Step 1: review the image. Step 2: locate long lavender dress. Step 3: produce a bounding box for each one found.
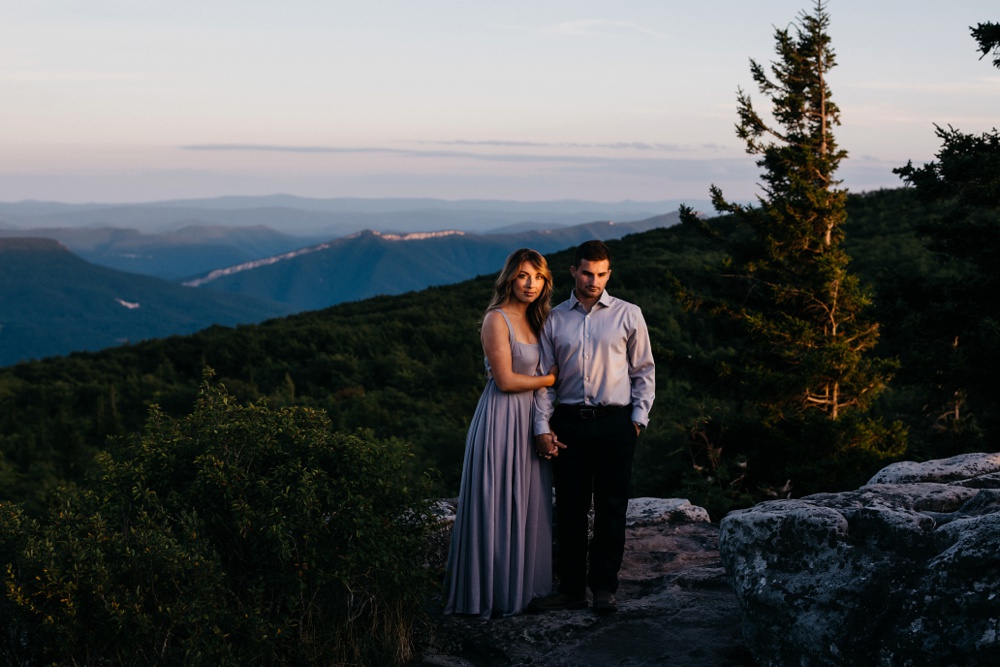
[444,310,553,618]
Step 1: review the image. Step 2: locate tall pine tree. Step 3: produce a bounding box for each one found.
[677,1,902,501]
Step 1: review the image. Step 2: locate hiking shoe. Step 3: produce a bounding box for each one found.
[527,591,588,612]
[592,590,618,614]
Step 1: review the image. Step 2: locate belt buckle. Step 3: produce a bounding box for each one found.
[580,408,597,419]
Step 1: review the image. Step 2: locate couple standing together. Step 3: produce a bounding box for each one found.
[444,240,655,618]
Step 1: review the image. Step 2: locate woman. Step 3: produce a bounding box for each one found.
[444,248,558,618]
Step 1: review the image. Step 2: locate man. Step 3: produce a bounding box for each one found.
[530,240,655,614]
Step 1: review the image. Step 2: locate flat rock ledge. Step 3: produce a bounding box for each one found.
[413,497,753,667]
[720,452,1000,667]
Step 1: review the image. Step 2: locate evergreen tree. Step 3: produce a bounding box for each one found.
[893,21,1000,447]
[676,1,903,504]
[972,21,1000,67]
[682,0,893,424]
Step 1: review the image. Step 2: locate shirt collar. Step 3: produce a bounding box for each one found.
[569,288,612,310]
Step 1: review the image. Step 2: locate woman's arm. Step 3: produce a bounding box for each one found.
[482,311,556,393]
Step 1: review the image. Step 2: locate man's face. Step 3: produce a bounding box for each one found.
[570,258,611,301]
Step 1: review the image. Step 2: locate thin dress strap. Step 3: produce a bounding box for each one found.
[484,308,516,381]
[492,308,517,347]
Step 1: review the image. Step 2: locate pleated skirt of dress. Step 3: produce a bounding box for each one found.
[444,379,553,618]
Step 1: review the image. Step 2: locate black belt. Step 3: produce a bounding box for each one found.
[556,404,629,420]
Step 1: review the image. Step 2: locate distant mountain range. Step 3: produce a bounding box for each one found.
[185,214,680,311]
[0,195,703,236]
[0,195,700,280]
[0,224,325,280]
[0,195,683,365]
[0,238,292,366]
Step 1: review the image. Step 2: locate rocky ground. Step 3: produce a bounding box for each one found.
[411,501,755,667]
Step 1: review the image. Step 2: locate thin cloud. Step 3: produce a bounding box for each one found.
[181,143,735,163]
[181,143,615,163]
[417,140,730,152]
[422,140,550,148]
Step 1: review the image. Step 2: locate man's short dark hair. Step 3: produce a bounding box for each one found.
[573,240,612,268]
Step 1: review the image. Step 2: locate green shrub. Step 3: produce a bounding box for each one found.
[0,376,436,666]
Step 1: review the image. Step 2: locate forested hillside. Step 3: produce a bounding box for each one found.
[0,188,983,514]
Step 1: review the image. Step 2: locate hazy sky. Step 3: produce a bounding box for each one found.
[1,0,997,205]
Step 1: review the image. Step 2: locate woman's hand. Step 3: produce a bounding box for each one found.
[543,364,559,387]
[534,432,565,459]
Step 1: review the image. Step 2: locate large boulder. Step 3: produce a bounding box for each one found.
[720,452,1000,666]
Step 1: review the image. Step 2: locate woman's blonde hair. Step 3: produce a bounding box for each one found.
[484,248,553,334]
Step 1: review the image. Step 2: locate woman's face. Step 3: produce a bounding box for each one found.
[510,260,547,304]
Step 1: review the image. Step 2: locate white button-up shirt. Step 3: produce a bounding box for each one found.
[533,289,655,435]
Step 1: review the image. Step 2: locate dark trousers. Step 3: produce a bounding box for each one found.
[550,405,637,595]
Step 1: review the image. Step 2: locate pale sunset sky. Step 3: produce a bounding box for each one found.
[1,0,997,205]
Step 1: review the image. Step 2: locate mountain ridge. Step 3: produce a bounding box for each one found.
[0,238,292,365]
[0,224,321,279]
[0,212,678,363]
[185,214,680,310]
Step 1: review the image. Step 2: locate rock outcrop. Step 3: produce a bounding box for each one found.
[720,452,1000,667]
[415,497,752,666]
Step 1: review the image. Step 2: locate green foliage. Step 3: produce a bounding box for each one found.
[670,382,907,520]
[0,187,973,521]
[0,188,963,522]
[684,0,891,424]
[889,23,1000,456]
[0,281,492,510]
[0,376,435,666]
[677,411,757,522]
[672,2,904,515]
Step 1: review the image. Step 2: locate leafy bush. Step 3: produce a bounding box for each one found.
[0,376,436,666]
